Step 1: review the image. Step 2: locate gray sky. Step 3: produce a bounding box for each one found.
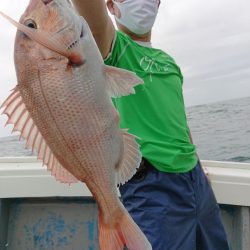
[0,0,250,137]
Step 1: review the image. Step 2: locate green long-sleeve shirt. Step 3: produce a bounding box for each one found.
[105,31,197,173]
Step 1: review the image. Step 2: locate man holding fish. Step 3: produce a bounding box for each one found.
[0,0,229,249]
[72,0,229,249]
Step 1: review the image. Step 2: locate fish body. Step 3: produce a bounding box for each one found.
[0,0,152,249]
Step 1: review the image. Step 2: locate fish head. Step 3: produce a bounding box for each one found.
[2,0,92,67]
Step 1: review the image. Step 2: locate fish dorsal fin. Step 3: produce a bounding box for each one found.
[116,129,142,186]
[1,88,78,184]
[104,65,143,97]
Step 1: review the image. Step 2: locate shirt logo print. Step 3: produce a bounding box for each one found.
[140,56,170,82]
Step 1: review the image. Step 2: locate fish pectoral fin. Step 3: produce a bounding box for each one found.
[1,87,78,185]
[104,65,143,97]
[115,129,142,186]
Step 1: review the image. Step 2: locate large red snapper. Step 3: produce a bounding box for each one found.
[0,0,152,249]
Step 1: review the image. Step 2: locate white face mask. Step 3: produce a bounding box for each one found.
[113,0,159,35]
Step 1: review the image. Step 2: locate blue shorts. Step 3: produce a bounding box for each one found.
[120,160,229,250]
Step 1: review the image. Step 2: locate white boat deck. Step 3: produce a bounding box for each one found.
[0,157,250,206]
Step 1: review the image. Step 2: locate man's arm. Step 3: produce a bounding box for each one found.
[72,0,115,58]
[189,129,210,179]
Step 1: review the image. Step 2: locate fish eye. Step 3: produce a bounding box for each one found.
[24,19,37,29]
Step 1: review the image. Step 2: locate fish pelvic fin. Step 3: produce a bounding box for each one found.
[104,65,143,97]
[116,129,142,186]
[99,206,152,250]
[1,87,78,185]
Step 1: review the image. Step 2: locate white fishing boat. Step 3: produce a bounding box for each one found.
[0,157,249,249]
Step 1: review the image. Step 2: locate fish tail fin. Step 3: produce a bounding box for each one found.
[99,207,152,250]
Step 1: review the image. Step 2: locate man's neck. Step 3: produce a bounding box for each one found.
[135,40,152,48]
[128,32,152,42]
[118,24,152,42]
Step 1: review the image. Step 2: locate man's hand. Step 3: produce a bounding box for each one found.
[188,128,211,182]
[199,160,211,182]
[72,0,115,58]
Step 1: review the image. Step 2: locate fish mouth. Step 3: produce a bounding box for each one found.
[68,53,86,67]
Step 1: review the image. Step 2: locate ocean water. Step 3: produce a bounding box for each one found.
[0,96,249,163]
[187,96,250,163]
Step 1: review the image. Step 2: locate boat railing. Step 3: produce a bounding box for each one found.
[0,157,249,249]
[0,157,249,205]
